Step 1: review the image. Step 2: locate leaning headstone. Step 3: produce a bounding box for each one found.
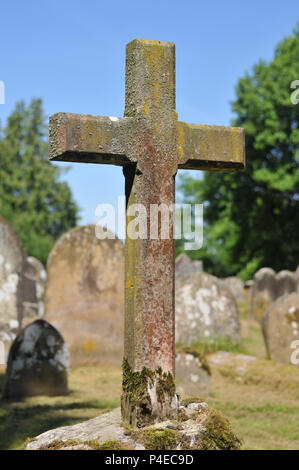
[262,292,299,364]
[176,271,241,345]
[250,267,276,319]
[176,349,211,397]
[45,225,124,365]
[220,277,244,302]
[275,270,297,299]
[175,253,203,279]
[4,319,69,397]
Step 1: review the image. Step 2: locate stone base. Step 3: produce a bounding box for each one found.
[24,401,242,450]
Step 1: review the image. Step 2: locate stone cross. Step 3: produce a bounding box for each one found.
[49,39,245,427]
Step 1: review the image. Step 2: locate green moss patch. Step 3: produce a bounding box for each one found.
[130,428,178,450]
[200,408,242,450]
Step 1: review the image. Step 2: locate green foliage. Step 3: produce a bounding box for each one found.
[0,98,79,264]
[177,24,299,280]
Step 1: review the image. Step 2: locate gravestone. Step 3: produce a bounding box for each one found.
[45,225,124,365]
[175,253,203,279]
[262,292,299,364]
[220,276,244,302]
[49,38,245,426]
[0,218,43,362]
[275,270,297,299]
[22,257,47,325]
[250,267,276,319]
[0,216,25,340]
[4,319,69,397]
[251,268,298,319]
[176,272,241,345]
[176,350,210,397]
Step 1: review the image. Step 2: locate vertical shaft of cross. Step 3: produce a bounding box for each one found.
[122,40,178,426]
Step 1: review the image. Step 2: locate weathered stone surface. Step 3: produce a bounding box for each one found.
[4,319,69,397]
[176,272,241,345]
[175,351,210,397]
[220,276,244,302]
[262,293,299,364]
[251,268,298,319]
[25,402,241,450]
[250,267,277,319]
[275,270,297,299]
[22,257,47,325]
[45,225,124,365]
[175,253,203,279]
[0,217,40,362]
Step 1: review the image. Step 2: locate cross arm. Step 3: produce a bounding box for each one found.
[49,113,134,166]
[176,121,245,172]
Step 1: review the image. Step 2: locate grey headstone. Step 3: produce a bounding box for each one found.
[220,277,244,302]
[175,253,203,279]
[175,271,241,345]
[4,319,69,398]
[262,292,299,364]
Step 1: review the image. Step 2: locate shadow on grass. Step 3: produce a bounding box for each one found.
[0,371,118,450]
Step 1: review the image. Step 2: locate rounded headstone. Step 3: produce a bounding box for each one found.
[275,270,297,299]
[175,271,241,345]
[250,267,276,319]
[4,319,69,397]
[45,225,124,365]
[262,292,299,364]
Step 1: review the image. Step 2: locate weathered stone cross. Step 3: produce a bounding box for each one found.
[49,39,245,427]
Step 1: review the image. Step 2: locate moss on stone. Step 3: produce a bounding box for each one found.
[180,396,207,407]
[29,438,134,451]
[121,358,176,427]
[131,428,178,450]
[97,440,134,450]
[200,408,242,450]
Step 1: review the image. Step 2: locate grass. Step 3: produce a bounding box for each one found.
[0,365,121,450]
[0,300,298,450]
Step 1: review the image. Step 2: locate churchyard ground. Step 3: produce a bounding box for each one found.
[0,299,298,450]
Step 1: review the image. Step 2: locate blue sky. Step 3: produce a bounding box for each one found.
[0,0,298,233]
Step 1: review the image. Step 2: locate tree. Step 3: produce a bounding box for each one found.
[0,98,79,264]
[177,24,299,280]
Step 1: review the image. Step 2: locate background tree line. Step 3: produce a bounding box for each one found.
[177,24,299,280]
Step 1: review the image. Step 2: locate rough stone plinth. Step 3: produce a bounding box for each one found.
[24,402,241,450]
